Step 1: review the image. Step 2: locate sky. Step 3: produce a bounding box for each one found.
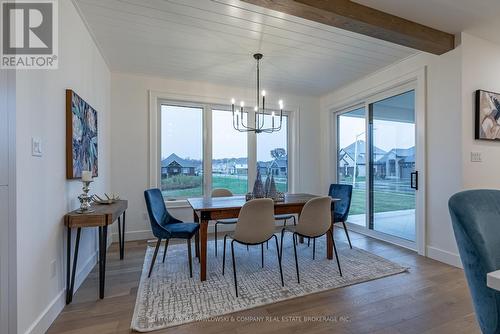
[161,106,287,161]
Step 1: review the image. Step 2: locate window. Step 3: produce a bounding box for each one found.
[257,114,288,192]
[337,107,366,226]
[160,105,203,199]
[212,109,248,194]
[158,102,292,199]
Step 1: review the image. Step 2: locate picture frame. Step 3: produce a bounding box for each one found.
[475,89,500,141]
[66,89,98,179]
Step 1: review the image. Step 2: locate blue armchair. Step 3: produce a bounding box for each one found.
[328,184,353,249]
[144,188,200,278]
[449,189,500,334]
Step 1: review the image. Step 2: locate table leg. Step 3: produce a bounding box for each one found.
[200,219,208,281]
[122,211,126,259]
[118,216,123,260]
[193,211,199,259]
[98,226,108,299]
[66,227,81,304]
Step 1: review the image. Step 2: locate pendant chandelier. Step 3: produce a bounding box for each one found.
[231,53,283,133]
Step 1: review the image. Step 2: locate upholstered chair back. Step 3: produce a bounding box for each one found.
[449,189,500,334]
[211,188,233,197]
[234,198,275,244]
[296,196,332,237]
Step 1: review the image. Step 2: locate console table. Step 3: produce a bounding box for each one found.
[64,200,127,304]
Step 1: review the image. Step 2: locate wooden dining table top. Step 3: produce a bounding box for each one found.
[187,193,339,212]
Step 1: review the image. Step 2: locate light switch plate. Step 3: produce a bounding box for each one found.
[31,137,42,157]
[471,152,482,162]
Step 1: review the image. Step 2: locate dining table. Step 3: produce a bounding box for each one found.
[187,193,339,281]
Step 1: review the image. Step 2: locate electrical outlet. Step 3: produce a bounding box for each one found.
[471,152,482,162]
[50,259,56,278]
[31,137,42,157]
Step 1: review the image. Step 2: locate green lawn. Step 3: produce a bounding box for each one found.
[162,175,287,199]
[350,188,415,215]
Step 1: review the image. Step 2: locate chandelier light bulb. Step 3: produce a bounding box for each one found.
[279,100,284,108]
[240,101,245,107]
[272,111,275,117]
[254,106,258,111]
[261,90,266,97]
[231,98,235,104]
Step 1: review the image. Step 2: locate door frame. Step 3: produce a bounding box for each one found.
[329,68,426,255]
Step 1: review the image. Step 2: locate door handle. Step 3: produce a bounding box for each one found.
[411,171,418,190]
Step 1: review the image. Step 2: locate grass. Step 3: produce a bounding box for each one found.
[349,188,415,215]
[162,175,287,199]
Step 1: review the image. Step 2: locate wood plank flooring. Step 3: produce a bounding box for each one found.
[47,229,480,333]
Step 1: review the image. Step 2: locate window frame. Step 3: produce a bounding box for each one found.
[151,95,294,204]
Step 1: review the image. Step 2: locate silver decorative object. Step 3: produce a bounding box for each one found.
[264,172,271,197]
[268,174,277,199]
[252,169,265,198]
[77,181,95,213]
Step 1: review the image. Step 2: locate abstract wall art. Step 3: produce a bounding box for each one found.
[66,89,98,179]
[475,89,500,141]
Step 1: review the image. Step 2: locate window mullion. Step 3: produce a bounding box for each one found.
[203,105,213,196]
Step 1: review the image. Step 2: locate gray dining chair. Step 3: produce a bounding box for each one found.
[212,188,238,257]
[280,196,342,283]
[222,198,284,297]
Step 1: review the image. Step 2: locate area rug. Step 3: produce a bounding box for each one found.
[131,236,408,332]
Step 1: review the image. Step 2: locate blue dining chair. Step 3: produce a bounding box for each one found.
[328,184,353,249]
[449,189,500,334]
[144,188,200,278]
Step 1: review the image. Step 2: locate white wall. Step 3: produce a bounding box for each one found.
[110,72,321,241]
[320,49,464,267]
[461,33,500,190]
[14,1,111,333]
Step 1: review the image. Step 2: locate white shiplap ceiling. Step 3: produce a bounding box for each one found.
[75,0,419,96]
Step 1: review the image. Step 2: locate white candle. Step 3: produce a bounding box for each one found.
[81,170,93,182]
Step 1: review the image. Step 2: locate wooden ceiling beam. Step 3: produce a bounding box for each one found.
[239,0,455,55]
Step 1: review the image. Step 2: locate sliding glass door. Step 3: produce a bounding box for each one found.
[337,89,417,245]
[369,91,416,241]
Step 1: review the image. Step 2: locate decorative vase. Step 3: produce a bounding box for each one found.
[268,174,277,199]
[264,172,271,197]
[252,169,265,198]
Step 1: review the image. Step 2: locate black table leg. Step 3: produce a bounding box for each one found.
[66,227,81,304]
[118,216,123,260]
[121,211,126,259]
[98,226,108,299]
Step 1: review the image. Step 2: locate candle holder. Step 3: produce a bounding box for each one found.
[77,180,95,213]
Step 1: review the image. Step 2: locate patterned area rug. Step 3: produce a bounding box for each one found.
[131,236,407,332]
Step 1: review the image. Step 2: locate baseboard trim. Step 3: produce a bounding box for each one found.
[111,224,241,243]
[426,246,462,268]
[24,251,97,334]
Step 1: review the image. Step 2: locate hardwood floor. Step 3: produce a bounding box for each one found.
[47,228,480,334]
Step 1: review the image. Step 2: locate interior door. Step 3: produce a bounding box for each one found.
[369,90,416,241]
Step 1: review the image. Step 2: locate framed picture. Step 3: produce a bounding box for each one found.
[66,89,98,179]
[475,89,500,141]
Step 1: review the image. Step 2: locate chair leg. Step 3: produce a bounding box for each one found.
[293,233,300,283]
[246,245,249,251]
[261,243,264,268]
[307,237,310,247]
[187,238,193,278]
[195,231,200,262]
[280,228,285,261]
[342,221,353,249]
[162,238,169,263]
[148,238,161,278]
[274,235,284,287]
[312,237,316,260]
[214,222,218,257]
[222,235,228,275]
[292,216,296,226]
[231,240,238,297]
[330,229,343,276]
[266,240,269,250]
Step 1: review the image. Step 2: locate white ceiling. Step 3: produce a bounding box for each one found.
[74,0,418,96]
[353,0,500,45]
